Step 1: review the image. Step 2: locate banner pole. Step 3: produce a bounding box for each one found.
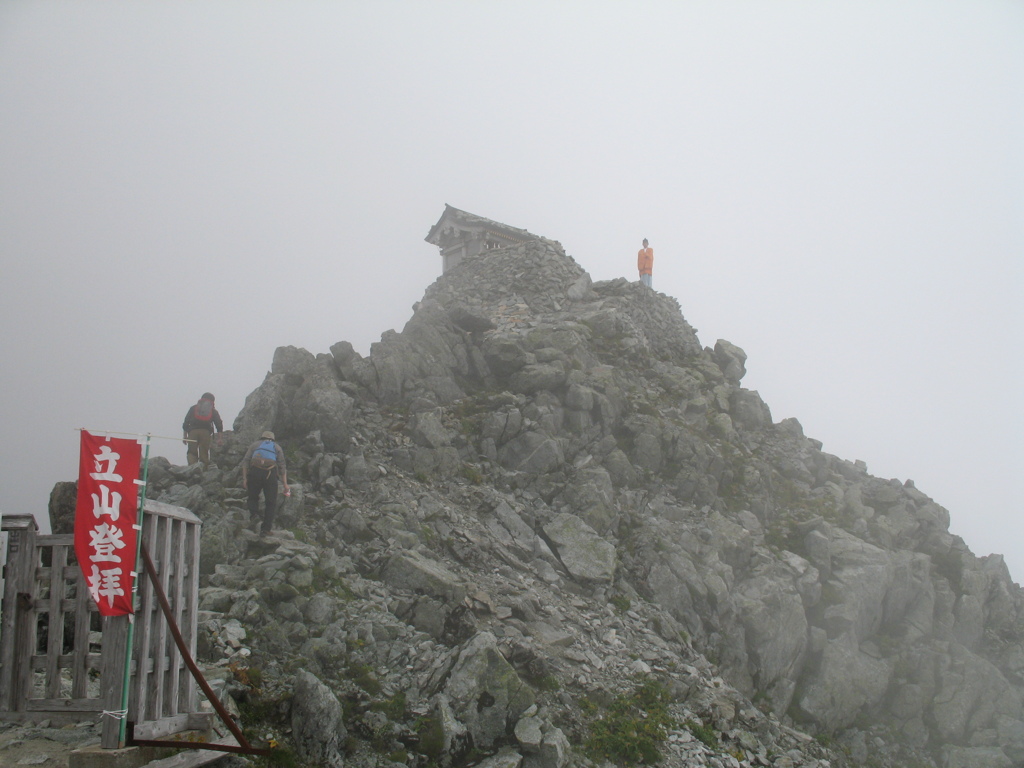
[118,434,152,747]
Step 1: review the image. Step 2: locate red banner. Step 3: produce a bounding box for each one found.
[74,431,142,616]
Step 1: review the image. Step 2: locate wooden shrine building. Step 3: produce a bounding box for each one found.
[425,204,538,273]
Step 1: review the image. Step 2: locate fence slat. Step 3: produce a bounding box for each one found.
[130,521,155,724]
[44,544,68,699]
[183,521,200,714]
[0,516,38,712]
[72,577,94,698]
[26,698,105,712]
[166,519,184,717]
[14,525,39,710]
[151,515,173,721]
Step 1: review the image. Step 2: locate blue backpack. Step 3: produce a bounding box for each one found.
[250,440,277,470]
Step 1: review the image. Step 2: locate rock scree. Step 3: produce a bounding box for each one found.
[38,237,1024,768]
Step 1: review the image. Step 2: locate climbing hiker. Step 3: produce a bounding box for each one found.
[241,431,289,536]
[182,392,224,466]
[637,238,654,289]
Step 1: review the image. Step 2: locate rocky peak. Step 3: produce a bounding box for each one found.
[137,238,1024,768]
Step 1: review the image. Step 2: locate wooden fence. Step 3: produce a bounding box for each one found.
[0,500,203,748]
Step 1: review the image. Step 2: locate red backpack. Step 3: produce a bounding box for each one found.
[194,398,215,422]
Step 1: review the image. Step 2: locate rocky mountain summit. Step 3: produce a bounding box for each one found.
[141,238,1023,768]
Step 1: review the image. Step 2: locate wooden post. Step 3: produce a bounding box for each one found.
[0,515,39,714]
[99,613,129,748]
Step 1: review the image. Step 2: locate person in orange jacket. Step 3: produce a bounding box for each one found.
[637,238,654,288]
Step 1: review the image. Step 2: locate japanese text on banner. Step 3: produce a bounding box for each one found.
[74,431,142,616]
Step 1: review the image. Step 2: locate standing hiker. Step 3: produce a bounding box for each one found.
[241,431,289,535]
[182,392,224,466]
[637,238,654,289]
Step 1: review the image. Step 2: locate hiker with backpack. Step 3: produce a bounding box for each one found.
[182,392,224,466]
[241,431,289,536]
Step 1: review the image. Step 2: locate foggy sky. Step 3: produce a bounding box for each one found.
[1,2,1022,578]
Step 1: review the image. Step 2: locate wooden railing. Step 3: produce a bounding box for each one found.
[0,500,202,748]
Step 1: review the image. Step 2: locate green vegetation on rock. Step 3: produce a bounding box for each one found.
[583,679,676,766]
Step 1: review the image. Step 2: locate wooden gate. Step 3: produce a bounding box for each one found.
[0,500,203,747]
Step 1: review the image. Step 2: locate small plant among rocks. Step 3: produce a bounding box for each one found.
[370,691,407,720]
[528,673,561,692]
[609,594,632,613]
[347,662,382,695]
[584,679,676,766]
[685,718,718,749]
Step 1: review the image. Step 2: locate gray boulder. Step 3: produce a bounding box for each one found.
[498,432,565,475]
[410,410,453,448]
[713,339,747,383]
[291,669,345,768]
[930,643,1020,743]
[940,745,1013,768]
[431,694,471,767]
[448,305,497,334]
[483,338,534,378]
[733,572,808,700]
[443,632,535,750]
[291,360,355,452]
[381,550,467,604]
[48,480,78,534]
[566,273,595,302]
[344,453,377,489]
[542,513,616,584]
[535,727,570,768]
[796,634,892,731]
[730,388,772,431]
[476,749,524,768]
[231,347,354,451]
[514,716,543,753]
[509,362,568,394]
[559,466,616,533]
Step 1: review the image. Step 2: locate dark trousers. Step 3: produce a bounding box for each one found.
[247,468,278,533]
